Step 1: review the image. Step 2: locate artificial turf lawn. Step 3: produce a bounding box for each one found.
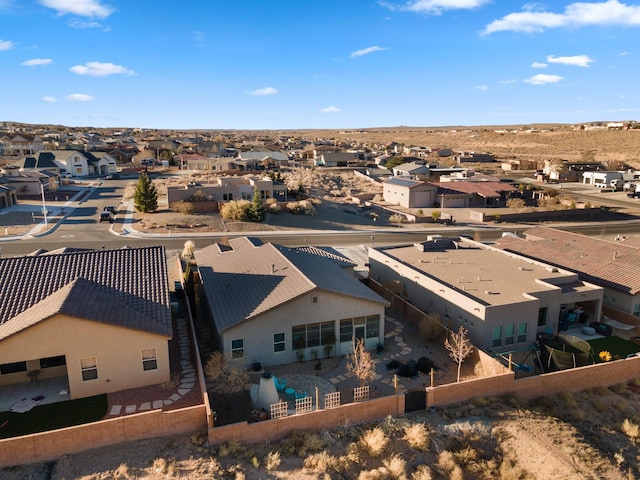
[0,394,107,439]
[588,336,640,362]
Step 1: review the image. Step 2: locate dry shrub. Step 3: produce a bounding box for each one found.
[419,315,446,342]
[171,200,196,214]
[217,439,249,459]
[265,451,281,471]
[152,457,176,476]
[558,391,578,410]
[303,450,338,473]
[610,383,628,394]
[114,463,129,479]
[267,202,281,213]
[389,213,405,224]
[382,453,407,479]
[280,430,325,457]
[498,457,527,480]
[403,423,430,451]
[436,450,459,475]
[380,415,410,436]
[411,464,433,480]
[360,427,389,458]
[622,419,640,442]
[220,199,250,220]
[591,397,609,413]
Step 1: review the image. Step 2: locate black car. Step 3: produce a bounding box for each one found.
[99,211,114,223]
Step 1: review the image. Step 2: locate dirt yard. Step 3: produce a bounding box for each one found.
[5,381,640,479]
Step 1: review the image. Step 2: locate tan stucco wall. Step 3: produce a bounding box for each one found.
[0,315,170,399]
[221,290,386,368]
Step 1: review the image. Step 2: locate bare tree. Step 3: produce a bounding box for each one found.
[346,338,376,387]
[181,240,196,260]
[444,326,474,382]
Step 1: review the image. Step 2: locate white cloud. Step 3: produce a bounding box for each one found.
[620,51,632,56]
[41,96,57,103]
[68,18,106,29]
[500,79,518,84]
[320,106,341,113]
[393,0,491,15]
[532,62,547,68]
[0,39,14,51]
[350,46,386,58]
[39,0,113,18]
[21,58,53,66]
[484,0,640,34]
[70,61,135,76]
[474,85,488,91]
[65,93,94,101]
[524,74,563,85]
[547,54,594,67]
[248,87,278,96]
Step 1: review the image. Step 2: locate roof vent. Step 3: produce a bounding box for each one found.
[485,290,499,295]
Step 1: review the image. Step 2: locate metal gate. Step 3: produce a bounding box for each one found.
[405,388,427,413]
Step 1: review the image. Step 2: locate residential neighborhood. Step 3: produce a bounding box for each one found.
[2,121,640,478]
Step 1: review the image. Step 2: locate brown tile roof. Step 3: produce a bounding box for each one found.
[495,226,640,295]
[432,181,517,198]
[0,246,171,337]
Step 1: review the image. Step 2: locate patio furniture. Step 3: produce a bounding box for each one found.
[274,376,286,392]
[27,370,41,385]
[294,390,307,400]
[285,387,296,400]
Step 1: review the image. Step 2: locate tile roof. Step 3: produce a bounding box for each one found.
[0,246,171,337]
[432,181,517,198]
[385,177,425,188]
[194,237,388,333]
[495,226,640,295]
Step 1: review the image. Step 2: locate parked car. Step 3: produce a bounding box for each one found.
[99,211,114,223]
[105,173,120,180]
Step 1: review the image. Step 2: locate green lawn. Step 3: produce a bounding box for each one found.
[588,336,640,362]
[0,394,107,439]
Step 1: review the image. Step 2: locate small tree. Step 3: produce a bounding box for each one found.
[181,240,196,260]
[247,188,266,222]
[444,326,474,382]
[204,351,249,407]
[431,210,442,223]
[346,338,376,387]
[133,172,158,213]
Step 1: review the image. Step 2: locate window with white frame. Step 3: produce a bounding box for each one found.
[365,315,380,338]
[292,321,335,349]
[273,333,285,353]
[80,357,98,381]
[231,339,244,358]
[142,348,158,371]
[339,318,352,343]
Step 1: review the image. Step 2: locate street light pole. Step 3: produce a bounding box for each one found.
[40,180,48,229]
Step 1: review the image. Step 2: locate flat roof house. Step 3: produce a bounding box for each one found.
[368,239,603,353]
[194,237,389,367]
[0,246,172,400]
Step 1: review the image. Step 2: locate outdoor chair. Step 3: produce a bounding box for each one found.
[273,376,286,392]
[294,390,307,400]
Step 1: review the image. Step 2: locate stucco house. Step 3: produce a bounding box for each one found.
[495,227,640,321]
[0,246,172,400]
[369,238,603,353]
[383,177,438,208]
[194,237,389,367]
[166,175,287,206]
[391,161,432,180]
[13,150,117,177]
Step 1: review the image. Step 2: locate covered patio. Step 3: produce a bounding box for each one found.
[0,376,70,413]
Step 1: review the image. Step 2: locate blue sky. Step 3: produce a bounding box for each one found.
[1,0,639,129]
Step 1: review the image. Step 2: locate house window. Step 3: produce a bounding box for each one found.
[492,326,502,348]
[231,339,244,358]
[223,193,233,201]
[39,355,66,369]
[517,322,527,343]
[80,357,98,381]
[340,319,353,343]
[307,323,321,347]
[634,304,640,317]
[504,324,515,345]
[292,325,306,350]
[142,348,158,371]
[274,333,285,353]
[0,361,27,375]
[366,315,380,338]
[537,307,547,327]
[312,296,318,304]
[320,321,335,345]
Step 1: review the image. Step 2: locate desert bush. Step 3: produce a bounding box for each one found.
[171,200,196,214]
[558,391,578,410]
[280,430,324,457]
[416,356,436,373]
[220,199,250,220]
[380,415,409,436]
[436,450,460,476]
[411,465,433,480]
[506,198,525,210]
[359,427,389,458]
[267,202,281,213]
[382,453,407,479]
[114,463,130,479]
[217,439,249,459]
[419,314,446,341]
[264,451,281,471]
[499,457,527,480]
[152,457,177,476]
[303,450,337,473]
[622,419,640,442]
[403,423,430,451]
[389,213,406,224]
